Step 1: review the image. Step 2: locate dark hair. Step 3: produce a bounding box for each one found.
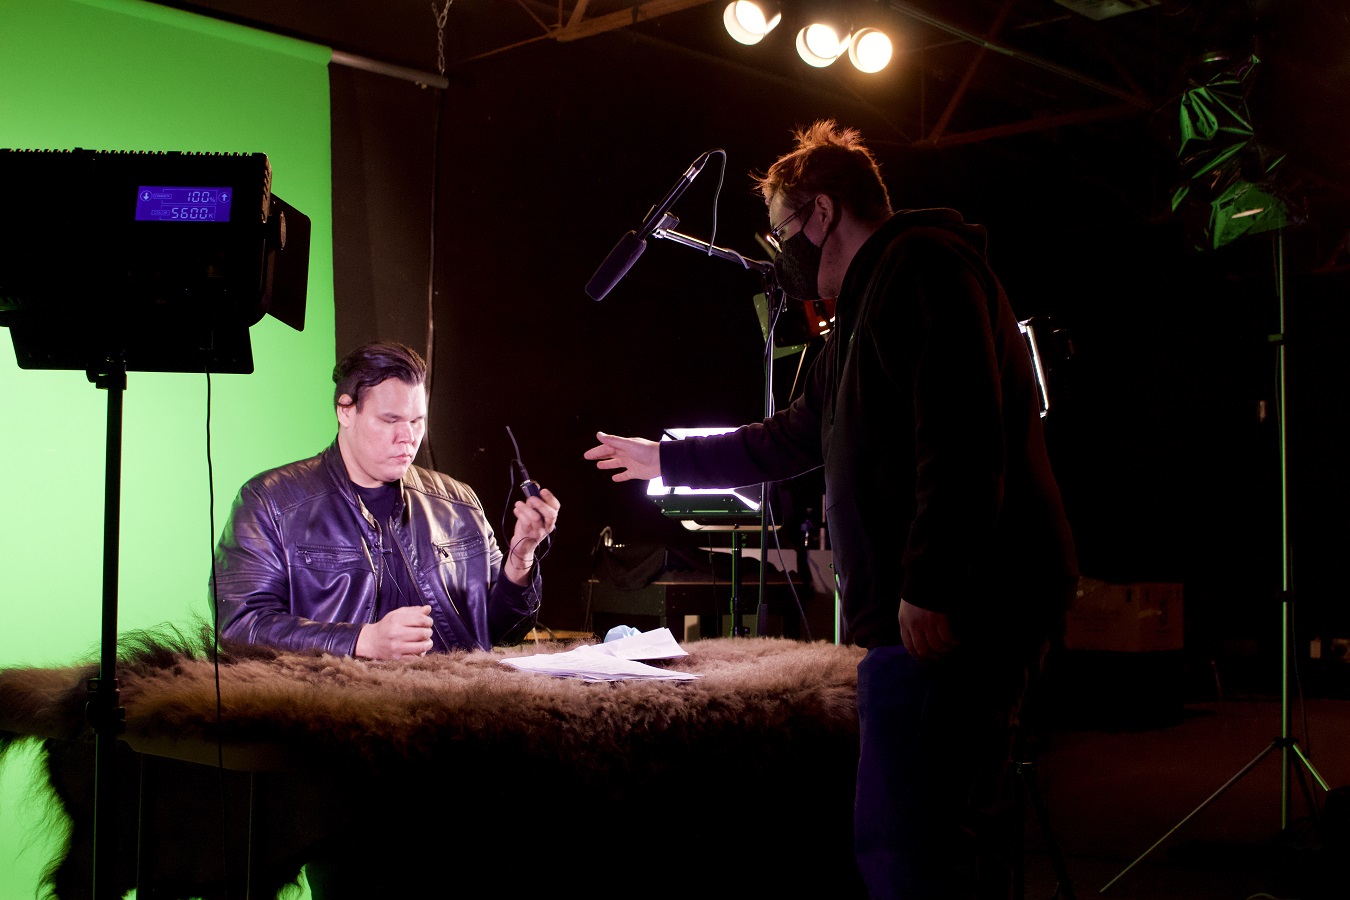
[332,341,426,410]
[753,120,891,223]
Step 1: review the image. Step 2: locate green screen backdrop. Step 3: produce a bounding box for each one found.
[0,0,333,895]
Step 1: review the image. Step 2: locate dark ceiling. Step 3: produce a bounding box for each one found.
[159,0,1350,207]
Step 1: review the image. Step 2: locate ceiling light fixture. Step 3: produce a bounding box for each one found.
[847,27,892,73]
[796,23,847,67]
[723,1,781,46]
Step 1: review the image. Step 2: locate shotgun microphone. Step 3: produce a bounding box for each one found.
[584,230,645,302]
[585,150,712,301]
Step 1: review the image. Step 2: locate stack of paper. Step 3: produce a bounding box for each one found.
[501,628,700,682]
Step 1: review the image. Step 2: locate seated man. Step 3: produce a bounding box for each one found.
[212,340,559,659]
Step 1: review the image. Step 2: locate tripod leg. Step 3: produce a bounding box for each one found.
[1288,741,1331,826]
[1018,761,1077,900]
[1013,761,1026,900]
[1290,742,1330,793]
[1101,740,1280,894]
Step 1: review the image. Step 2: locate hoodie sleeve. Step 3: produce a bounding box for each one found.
[659,346,829,488]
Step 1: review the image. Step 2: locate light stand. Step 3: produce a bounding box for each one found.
[0,148,310,900]
[650,215,785,637]
[88,360,128,900]
[1101,228,1330,893]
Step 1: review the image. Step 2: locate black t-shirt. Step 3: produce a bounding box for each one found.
[353,482,422,620]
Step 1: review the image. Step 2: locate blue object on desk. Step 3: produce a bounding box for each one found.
[604,624,641,642]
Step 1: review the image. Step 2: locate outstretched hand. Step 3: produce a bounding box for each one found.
[582,431,661,482]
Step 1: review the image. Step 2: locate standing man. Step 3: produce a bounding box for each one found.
[585,121,1075,897]
[214,340,559,658]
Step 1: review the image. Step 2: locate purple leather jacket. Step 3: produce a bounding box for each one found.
[212,441,540,654]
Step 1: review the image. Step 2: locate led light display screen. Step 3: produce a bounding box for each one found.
[135,184,233,221]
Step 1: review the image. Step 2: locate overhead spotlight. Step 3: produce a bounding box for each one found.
[796,23,846,67]
[847,27,892,73]
[723,1,781,45]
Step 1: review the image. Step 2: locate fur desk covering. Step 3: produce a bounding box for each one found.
[0,636,867,899]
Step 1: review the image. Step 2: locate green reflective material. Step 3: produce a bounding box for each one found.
[1206,179,1288,248]
[1171,55,1290,250]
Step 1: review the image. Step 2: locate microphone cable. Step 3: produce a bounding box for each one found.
[204,365,236,896]
[704,149,728,257]
[497,427,552,582]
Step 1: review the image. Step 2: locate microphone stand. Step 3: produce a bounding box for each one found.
[650,216,785,637]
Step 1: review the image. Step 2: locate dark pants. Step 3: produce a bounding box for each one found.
[854,642,1040,899]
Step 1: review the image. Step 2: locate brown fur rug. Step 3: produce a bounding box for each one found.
[1,634,866,899]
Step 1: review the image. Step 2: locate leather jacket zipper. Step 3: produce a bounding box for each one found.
[366,528,383,624]
[394,529,455,647]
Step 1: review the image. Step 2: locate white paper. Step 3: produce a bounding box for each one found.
[501,628,699,682]
[581,627,688,661]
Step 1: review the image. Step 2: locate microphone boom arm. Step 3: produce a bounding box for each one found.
[651,214,774,276]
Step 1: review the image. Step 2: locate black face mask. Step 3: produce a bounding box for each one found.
[774,226,823,301]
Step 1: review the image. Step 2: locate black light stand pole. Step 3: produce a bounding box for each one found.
[88,358,129,900]
[1101,228,1330,893]
[1269,227,1329,826]
[730,530,747,637]
[650,218,780,638]
[754,280,788,638]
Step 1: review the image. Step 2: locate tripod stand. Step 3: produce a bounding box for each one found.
[1102,229,1331,893]
[1012,753,1077,900]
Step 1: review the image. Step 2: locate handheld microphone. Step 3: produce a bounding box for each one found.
[585,150,713,301]
[505,426,541,499]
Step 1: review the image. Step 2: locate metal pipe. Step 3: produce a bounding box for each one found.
[882,0,1151,109]
[329,50,449,90]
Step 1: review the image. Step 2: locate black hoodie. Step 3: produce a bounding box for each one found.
[661,209,1077,649]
